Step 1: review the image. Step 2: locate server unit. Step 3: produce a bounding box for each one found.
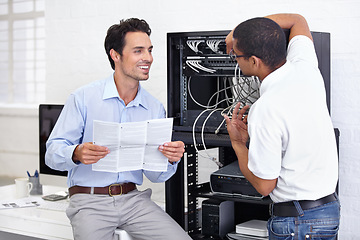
[210,161,262,199]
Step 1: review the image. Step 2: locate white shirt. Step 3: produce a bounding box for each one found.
[247,36,338,203]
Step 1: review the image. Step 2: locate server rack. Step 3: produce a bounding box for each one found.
[165,30,333,239]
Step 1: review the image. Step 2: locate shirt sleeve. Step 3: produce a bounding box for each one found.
[247,123,283,180]
[287,35,318,68]
[143,162,179,183]
[45,93,85,171]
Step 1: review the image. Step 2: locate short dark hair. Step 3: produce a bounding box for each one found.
[104,18,151,70]
[233,17,286,70]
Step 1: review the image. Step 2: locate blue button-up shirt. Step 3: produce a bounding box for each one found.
[45,74,178,188]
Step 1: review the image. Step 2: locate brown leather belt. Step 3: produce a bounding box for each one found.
[69,183,136,197]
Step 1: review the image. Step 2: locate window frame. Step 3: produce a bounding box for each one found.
[0,0,45,104]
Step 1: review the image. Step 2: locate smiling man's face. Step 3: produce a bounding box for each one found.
[118,31,153,82]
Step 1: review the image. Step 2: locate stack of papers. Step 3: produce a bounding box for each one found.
[226,233,267,240]
[227,220,268,240]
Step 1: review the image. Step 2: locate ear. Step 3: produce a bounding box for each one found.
[250,56,261,68]
[249,56,264,69]
[110,49,120,62]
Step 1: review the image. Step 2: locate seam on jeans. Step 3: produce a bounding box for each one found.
[308,223,339,239]
[268,217,295,238]
[299,217,339,224]
[295,216,299,240]
[310,223,339,232]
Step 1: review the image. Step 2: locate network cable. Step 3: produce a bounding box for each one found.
[185,60,216,73]
[206,39,223,54]
[186,40,204,53]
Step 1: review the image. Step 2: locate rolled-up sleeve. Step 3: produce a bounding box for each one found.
[143,161,179,183]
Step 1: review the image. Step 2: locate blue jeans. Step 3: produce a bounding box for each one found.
[268,197,340,240]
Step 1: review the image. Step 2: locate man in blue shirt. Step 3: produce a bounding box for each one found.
[46,18,192,240]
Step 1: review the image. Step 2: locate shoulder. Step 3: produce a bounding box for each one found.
[69,78,109,104]
[287,35,318,67]
[73,78,107,95]
[139,86,163,106]
[65,78,108,113]
[138,86,165,118]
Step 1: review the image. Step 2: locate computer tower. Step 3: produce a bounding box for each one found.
[201,199,234,238]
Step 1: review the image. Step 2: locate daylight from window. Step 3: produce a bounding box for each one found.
[0,0,45,104]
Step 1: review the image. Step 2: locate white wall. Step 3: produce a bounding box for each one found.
[0,0,359,238]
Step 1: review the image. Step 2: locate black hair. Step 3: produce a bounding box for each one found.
[233,17,287,70]
[104,18,151,70]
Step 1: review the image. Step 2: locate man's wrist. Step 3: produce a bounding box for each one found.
[72,144,81,164]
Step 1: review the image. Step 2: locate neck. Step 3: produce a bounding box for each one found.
[114,72,139,106]
[259,59,286,81]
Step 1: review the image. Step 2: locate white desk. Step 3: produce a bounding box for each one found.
[0,184,72,240]
[0,184,133,240]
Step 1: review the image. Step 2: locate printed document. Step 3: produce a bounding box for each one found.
[1,198,40,209]
[92,118,173,172]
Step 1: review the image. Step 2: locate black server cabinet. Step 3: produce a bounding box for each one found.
[165,30,332,239]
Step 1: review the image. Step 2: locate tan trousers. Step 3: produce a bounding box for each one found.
[66,188,192,240]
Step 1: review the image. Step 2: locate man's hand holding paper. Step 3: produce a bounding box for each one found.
[72,142,110,165]
[159,141,185,164]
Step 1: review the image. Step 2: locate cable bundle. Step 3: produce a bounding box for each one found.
[186,40,204,53]
[189,64,261,166]
[206,39,223,54]
[185,60,216,73]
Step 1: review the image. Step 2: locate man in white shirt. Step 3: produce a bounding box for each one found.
[224,14,340,239]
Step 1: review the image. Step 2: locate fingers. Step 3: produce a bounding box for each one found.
[232,102,241,118]
[86,142,110,154]
[238,105,250,118]
[224,104,250,145]
[223,113,231,125]
[243,114,248,124]
[225,29,234,54]
[159,141,185,163]
[73,142,110,165]
[228,103,249,122]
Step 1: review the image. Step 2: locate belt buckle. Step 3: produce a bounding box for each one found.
[109,184,122,196]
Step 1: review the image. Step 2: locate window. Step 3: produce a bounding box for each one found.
[0,0,45,104]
